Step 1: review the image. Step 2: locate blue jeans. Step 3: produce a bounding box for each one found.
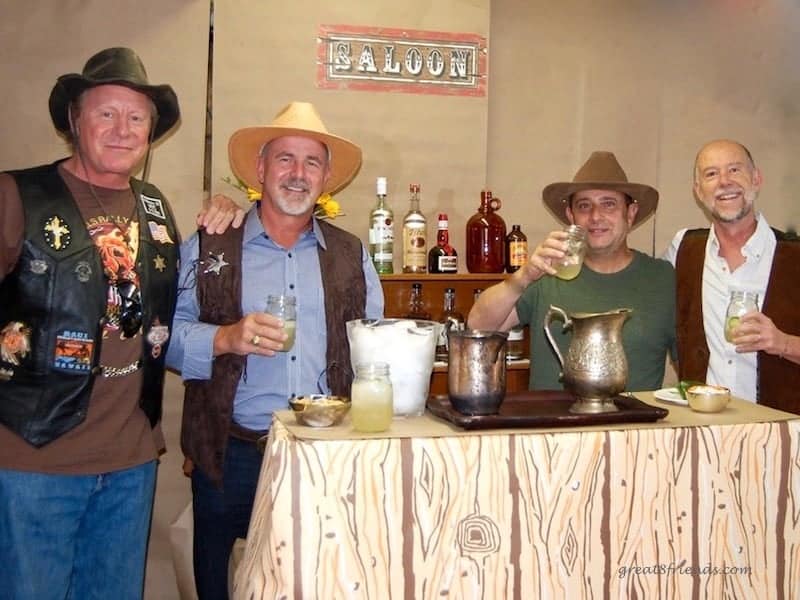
[192,436,263,600]
[0,461,157,600]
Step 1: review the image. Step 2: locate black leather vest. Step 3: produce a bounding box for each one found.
[0,161,180,446]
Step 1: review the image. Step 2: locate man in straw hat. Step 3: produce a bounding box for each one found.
[167,101,384,598]
[663,139,800,412]
[469,151,676,391]
[0,47,242,599]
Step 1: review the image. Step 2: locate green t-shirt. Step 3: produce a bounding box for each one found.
[516,250,676,391]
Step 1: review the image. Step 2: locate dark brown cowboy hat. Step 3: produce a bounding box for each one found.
[229,101,362,195]
[542,151,659,228]
[49,47,180,141]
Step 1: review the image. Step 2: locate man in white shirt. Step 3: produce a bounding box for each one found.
[663,139,800,412]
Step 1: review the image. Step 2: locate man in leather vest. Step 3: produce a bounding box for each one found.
[167,101,384,599]
[0,47,242,600]
[664,139,800,412]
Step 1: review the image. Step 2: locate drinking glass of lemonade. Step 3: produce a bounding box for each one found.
[554,225,587,280]
[724,290,759,343]
[266,294,297,352]
[350,362,393,433]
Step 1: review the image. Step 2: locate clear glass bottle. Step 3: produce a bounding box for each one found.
[505,224,528,273]
[466,189,506,273]
[402,183,427,273]
[506,325,525,360]
[369,177,394,274]
[725,290,759,343]
[404,282,431,320]
[428,213,458,273]
[436,287,465,361]
[350,362,393,433]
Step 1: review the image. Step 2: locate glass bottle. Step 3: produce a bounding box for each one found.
[724,290,759,343]
[428,213,458,273]
[466,189,506,273]
[505,224,528,273]
[506,325,525,360]
[369,177,394,274]
[402,183,427,273]
[435,287,465,361]
[404,282,431,320]
[350,362,393,433]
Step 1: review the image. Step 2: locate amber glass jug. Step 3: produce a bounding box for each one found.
[466,189,506,273]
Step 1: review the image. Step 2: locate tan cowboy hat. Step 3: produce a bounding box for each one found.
[542,151,659,228]
[228,102,362,195]
[49,47,180,141]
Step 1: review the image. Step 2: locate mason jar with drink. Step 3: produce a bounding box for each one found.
[724,290,759,343]
[350,362,393,432]
[553,224,587,280]
[266,294,297,351]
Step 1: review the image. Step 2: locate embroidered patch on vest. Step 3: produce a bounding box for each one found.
[43,215,71,250]
[74,261,92,283]
[0,321,31,366]
[53,330,94,372]
[29,259,48,275]
[148,220,175,244]
[147,319,170,358]
[153,254,167,272]
[202,252,229,275]
[0,367,12,381]
[140,194,166,219]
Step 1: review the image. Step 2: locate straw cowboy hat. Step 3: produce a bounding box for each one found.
[542,151,659,228]
[49,47,180,141]
[228,101,362,195]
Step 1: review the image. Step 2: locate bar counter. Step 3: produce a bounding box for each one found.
[233,393,800,599]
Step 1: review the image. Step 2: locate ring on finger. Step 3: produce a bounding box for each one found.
[251,335,261,346]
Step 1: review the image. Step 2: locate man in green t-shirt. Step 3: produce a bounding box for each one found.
[468,151,676,391]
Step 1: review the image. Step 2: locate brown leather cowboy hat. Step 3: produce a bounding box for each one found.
[49,47,180,141]
[542,151,659,228]
[228,101,362,195]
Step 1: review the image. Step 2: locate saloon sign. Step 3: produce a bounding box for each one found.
[317,24,487,96]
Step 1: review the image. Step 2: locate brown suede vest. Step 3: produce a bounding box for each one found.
[675,228,800,414]
[180,219,367,485]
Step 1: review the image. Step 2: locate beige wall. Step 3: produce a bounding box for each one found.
[0,0,210,233]
[211,1,490,260]
[4,1,796,256]
[488,0,800,255]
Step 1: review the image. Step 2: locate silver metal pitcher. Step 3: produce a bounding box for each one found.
[447,329,508,415]
[543,305,632,414]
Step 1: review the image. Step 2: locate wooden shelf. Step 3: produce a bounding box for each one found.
[378,272,530,393]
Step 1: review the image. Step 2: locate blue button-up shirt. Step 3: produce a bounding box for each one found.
[166,207,384,430]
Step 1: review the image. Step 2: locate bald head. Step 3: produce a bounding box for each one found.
[694,139,755,183]
[692,139,762,226]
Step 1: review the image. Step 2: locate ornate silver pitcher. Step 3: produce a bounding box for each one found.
[543,305,632,414]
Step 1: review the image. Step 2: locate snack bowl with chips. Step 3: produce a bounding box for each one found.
[288,395,351,427]
[686,384,731,413]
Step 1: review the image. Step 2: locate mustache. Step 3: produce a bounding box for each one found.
[282,177,310,192]
[715,185,743,198]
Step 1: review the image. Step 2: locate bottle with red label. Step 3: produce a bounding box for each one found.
[465,189,506,273]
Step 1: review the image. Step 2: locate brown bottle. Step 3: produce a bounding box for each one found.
[505,224,528,273]
[403,282,431,320]
[466,189,506,273]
